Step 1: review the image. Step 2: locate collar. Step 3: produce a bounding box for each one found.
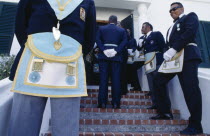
[146,31,152,37]
[173,13,185,23]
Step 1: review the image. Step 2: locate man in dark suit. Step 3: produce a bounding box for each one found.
[150,2,203,135]
[140,22,167,109]
[96,15,127,109]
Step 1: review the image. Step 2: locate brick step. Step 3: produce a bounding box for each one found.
[46,132,209,136]
[80,99,153,109]
[79,119,188,132]
[82,97,152,102]
[80,108,180,120]
[87,93,151,99]
[87,89,148,94]
[80,111,180,120]
[81,103,151,109]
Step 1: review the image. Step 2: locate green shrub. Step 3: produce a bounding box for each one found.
[0,55,15,80]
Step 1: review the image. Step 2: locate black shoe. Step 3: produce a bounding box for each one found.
[112,104,120,109]
[121,91,128,95]
[147,105,157,109]
[180,127,203,135]
[145,92,152,96]
[150,113,173,120]
[97,103,106,109]
[130,88,141,91]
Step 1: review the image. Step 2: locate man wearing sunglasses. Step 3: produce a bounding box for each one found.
[150,2,203,135]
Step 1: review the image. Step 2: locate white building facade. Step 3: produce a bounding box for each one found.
[0,0,210,135]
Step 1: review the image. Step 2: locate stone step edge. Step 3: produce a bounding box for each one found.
[80,108,180,114]
[81,100,152,105]
[88,89,148,94]
[46,132,208,136]
[87,94,151,99]
[79,119,188,125]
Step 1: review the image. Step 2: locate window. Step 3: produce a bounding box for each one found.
[0,2,17,55]
[196,21,210,68]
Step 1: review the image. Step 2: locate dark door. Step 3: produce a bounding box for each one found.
[120,14,134,38]
[196,21,210,68]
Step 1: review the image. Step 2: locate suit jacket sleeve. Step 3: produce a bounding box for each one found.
[115,30,128,53]
[83,0,96,56]
[96,27,105,51]
[156,32,167,53]
[15,0,31,47]
[132,39,137,52]
[172,13,199,52]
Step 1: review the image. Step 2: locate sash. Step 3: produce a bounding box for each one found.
[144,52,156,74]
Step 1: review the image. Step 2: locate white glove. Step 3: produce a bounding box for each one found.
[108,49,117,57]
[163,48,177,61]
[103,50,111,57]
[127,49,135,56]
[138,39,144,48]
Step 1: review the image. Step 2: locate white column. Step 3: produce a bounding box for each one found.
[137,3,148,38]
[135,3,150,91]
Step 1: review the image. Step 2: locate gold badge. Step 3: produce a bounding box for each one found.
[80,7,86,21]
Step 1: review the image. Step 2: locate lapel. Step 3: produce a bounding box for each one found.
[46,0,83,20]
[169,15,186,42]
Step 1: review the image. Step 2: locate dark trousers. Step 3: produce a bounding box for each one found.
[154,60,202,129]
[121,56,128,94]
[98,60,122,105]
[146,65,161,106]
[131,61,144,90]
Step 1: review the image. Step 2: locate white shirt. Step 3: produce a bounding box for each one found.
[167,13,185,42]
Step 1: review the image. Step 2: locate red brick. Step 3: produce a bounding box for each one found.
[141,120,149,125]
[121,109,127,113]
[93,108,99,112]
[79,119,84,125]
[128,109,134,113]
[172,120,179,125]
[114,109,121,113]
[127,120,133,125]
[143,134,153,136]
[104,132,114,136]
[95,132,104,136]
[80,108,85,112]
[135,109,141,113]
[119,120,126,125]
[110,120,118,125]
[86,108,92,112]
[92,100,97,104]
[102,120,109,125]
[141,109,147,113]
[86,100,91,104]
[135,120,141,125]
[85,119,92,125]
[165,120,172,125]
[84,132,94,136]
[157,120,165,125]
[107,108,113,113]
[150,120,157,125]
[93,119,101,125]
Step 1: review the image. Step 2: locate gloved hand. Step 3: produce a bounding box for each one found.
[103,50,111,57]
[163,48,177,61]
[138,39,144,48]
[127,49,135,56]
[108,49,117,57]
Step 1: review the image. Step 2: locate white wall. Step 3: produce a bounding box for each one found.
[147,0,210,37]
[96,7,132,21]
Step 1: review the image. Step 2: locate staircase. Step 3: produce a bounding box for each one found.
[47,89,208,136]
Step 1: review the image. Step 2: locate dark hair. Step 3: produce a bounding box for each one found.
[109,15,118,24]
[171,2,183,8]
[143,22,153,31]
